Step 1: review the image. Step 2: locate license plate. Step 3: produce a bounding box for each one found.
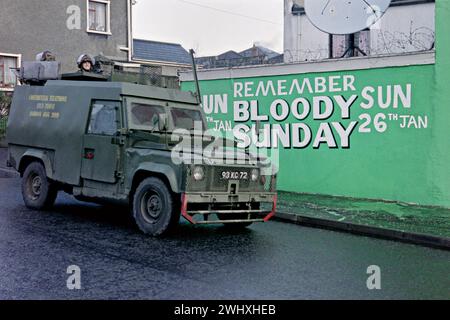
[220,170,249,180]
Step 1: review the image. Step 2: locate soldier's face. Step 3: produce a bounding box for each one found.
[82,61,92,71]
[44,53,55,61]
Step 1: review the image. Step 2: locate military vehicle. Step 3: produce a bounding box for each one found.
[6,59,277,236]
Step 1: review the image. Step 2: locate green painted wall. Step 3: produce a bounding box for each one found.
[430,0,450,207]
[182,1,450,208]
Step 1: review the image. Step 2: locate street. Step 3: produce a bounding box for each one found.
[0,175,449,300]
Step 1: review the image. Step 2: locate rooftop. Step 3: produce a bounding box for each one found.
[133,39,192,65]
[196,45,282,69]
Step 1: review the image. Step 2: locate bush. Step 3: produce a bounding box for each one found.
[0,117,7,138]
[0,92,12,117]
[0,93,11,138]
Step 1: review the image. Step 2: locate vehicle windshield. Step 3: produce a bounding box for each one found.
[171,108,205,132]
[128,103,165,131]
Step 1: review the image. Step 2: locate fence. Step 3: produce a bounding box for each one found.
[97,57,181,89]
[196,55,284,70]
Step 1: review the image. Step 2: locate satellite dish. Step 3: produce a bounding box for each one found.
[304,0,391,35]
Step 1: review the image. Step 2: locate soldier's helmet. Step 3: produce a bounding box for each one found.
[77,54,95,71]
[36,51,56,62]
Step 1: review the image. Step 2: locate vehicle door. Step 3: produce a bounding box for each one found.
[81,100,122,183]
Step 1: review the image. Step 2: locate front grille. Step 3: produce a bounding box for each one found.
[187,202,260,212]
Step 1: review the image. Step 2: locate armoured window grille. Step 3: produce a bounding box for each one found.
[88,103,117,136]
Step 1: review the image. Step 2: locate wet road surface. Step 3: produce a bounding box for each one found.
[0,176,449,299]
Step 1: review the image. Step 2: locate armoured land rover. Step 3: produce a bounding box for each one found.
[6,60,277,236]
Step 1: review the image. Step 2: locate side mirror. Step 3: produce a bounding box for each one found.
[158,113,168,131]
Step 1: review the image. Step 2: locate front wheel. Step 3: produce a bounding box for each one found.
[21,161,58,210]
[132,177,179,236]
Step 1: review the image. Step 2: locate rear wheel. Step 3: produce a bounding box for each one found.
[132,177,179,236]
[21,161,57,210]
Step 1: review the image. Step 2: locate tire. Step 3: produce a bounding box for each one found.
[132,177,179,236]
[218,213,253,229]
[21,161,57,210]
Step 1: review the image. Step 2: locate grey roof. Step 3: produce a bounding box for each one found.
[133,39,191,65]
[268,54,284,64]
[196,51,243,64]
[195,45,282,69]
[239,46,280,59]
[218,50,242,60]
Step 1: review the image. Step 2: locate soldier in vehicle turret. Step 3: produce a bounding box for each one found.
[77,54,95,72]
[77,54,104,74]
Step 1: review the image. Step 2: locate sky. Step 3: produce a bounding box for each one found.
[132,0,284,57]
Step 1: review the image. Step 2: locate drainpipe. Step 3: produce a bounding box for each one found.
[127,0,133,62]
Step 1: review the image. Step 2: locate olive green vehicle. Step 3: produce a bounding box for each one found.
[6,66,277,236]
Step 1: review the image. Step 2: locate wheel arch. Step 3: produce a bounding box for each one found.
[19,150,54,179]
[130,166,180,200]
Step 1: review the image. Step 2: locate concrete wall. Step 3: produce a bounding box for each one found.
[284,0,435,63]
[180,0,450,208]
[181,52,444,206]
[370,3,435,55]
[430,0,450,210]
[0,0,130,75]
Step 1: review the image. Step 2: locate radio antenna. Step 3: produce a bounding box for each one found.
[189,49,202,105]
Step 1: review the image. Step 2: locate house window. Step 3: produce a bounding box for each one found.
[87,0,111,34]
[0,54,20,90]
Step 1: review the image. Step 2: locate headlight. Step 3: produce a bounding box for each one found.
[251,168,259,181]
[193,166,205,181]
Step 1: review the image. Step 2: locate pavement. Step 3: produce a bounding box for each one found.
[0,175,449,299]
[276,192,450,249]
[0,146,449,249]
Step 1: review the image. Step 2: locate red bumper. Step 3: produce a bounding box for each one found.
[180,193,277,225]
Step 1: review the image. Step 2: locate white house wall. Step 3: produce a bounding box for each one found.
[370,3,435,55]
[284,0,435,63]
[284,0,331,63]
